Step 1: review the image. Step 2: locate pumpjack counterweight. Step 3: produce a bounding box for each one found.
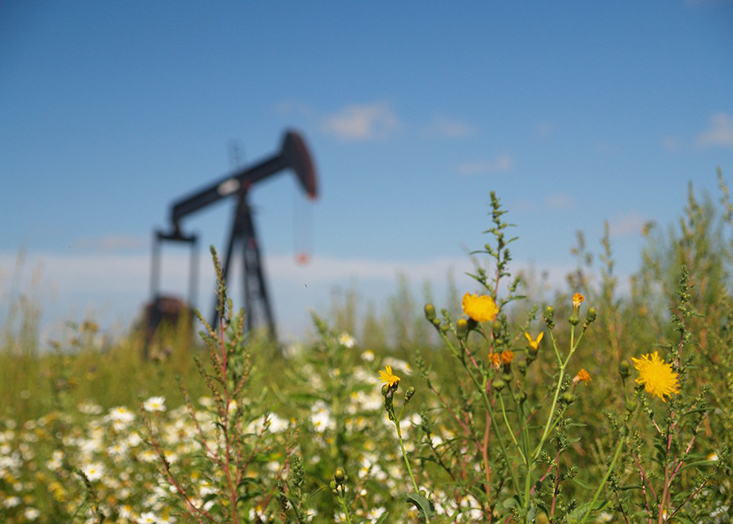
[148,130,318,343]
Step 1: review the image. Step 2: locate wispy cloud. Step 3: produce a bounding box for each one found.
[74,235,147,252]
[320,102,400,142]
[421,116,478,139]
[457,155,514,176]
[608,212,648,237]
[696,112,733,148]
[544,193,574,210]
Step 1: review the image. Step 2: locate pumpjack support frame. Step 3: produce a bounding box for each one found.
[149,130,317,342]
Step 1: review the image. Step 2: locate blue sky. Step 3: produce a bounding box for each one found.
[2,1,733,342]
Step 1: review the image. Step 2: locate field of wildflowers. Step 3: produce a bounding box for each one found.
[2,175,732,523]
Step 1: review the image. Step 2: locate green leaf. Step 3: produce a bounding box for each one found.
[374,512,390,524]
[406,492,435,520]
[571,477,594,489]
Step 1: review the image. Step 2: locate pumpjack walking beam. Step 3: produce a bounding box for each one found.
[154,130,317,339]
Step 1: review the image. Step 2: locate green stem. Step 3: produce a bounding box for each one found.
[338,494,353,524]
[394,417,421,497]
[579,435,626,524]
[499,393,526,464]
[480,389,522,499]
[534,325,578,460]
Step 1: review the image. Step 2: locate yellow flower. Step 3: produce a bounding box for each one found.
[524,332,544,350]
[572,293,585,308]
[575,368,591,385]
[378,365,401,387]
[490,353,501,369]
[631,351,680,402]
[501,350,514,365]
[462,293,498,322]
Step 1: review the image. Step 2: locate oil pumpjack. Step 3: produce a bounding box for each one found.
[146,130,318,347]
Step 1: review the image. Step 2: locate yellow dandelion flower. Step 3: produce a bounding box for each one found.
[490,353,501,369]
[572,293,585,308]
[524,332,544,350]
[378,365,401,387]
[462,293,498,322]
[631,351,680,402]
[575,368,592,385]
[501,350,514,365]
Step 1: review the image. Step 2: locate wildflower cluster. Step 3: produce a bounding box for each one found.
[2,188,732,523]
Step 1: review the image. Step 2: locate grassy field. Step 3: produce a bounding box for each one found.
[1,181,732,523]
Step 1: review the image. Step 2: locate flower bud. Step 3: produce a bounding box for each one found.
[456,318,469,339]
[517,360,527,375]
[440,323,449,333]
[492,321,502,338]
[424,303,436,322]
[432,318,441,329]
[334,467,346,484]
[404,386,416,403]
[568,313,579,326]
[537,512,551,524]
[544,306,555,321]
[562,392,575,404]
[625,400,637,413]
[586,307,597,324]
[492,378,506,392]
[501,372,513,383]
[381,384,391,397]
[618,360,631,379]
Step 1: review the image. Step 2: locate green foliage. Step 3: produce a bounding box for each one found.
[1,174,732,523]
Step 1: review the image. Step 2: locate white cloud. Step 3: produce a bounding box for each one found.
[320,102,400,141]
[608,212,648,237]
[74,235,147,252]
[544,193,574,210]
[696,112,733,148]
[457,155,514,176]
[421,116,478,139]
